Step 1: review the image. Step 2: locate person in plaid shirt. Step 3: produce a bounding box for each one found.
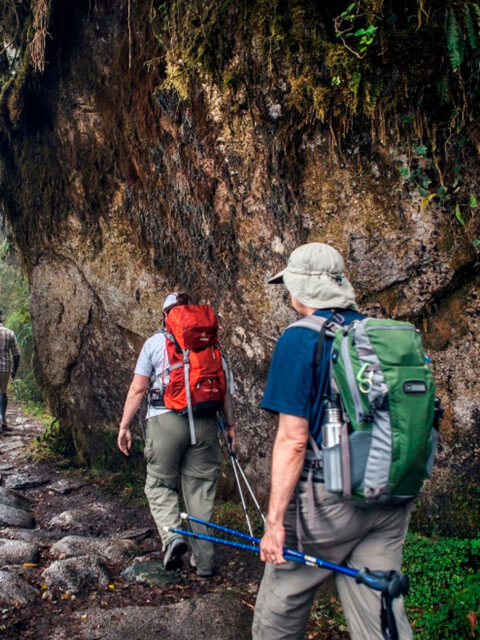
[0,310,20,431]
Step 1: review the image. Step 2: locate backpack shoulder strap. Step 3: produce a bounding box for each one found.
[285,315,328,333]
[285,314,343,334]
[285,315,343,366]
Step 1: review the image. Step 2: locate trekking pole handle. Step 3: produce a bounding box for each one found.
[219,420,239,460]
[355,568,410,597]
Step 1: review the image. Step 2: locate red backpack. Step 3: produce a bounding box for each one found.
[163,304,228,443]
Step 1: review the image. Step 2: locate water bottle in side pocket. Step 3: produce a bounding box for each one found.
[321,396,344,493]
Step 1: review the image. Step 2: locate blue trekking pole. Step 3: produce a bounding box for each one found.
[171,513,409,594]
[166,514,409,640]
[217,412,265,537]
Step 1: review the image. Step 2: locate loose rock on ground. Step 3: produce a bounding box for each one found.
[0,400,263,640]
[0,400,345,640]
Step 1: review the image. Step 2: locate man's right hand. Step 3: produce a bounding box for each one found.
[10,370,16,380]
[118,425,132,456]
[259,518,287,565]
[225,424,237,452]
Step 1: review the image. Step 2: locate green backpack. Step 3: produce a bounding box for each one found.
[293,315,439,506]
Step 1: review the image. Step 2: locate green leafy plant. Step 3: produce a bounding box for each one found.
[334,3,378,59]
[446,9,465,72]
[403,533,480,639]
[464,4,478,50]
[453,193,480,251]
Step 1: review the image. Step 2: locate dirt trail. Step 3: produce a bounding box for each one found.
[0,400,264,639]
[0,401,347,640]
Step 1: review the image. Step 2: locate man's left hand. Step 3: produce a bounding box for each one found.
[10,370,15,380]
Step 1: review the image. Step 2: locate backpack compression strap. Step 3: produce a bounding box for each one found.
[163,329,197,444]
[182,348,197,445]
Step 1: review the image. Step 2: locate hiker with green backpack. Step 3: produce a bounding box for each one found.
[252,243,439,640]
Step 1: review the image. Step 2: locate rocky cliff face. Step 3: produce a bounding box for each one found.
[1,1,479,533]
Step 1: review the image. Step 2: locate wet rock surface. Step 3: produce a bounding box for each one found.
[0,503,34,529]
[48,478,86,494]
[0,487,34,510]
[50,535,140,563]
[41,554,112,593]
[0,539,39,565]
[0,528,61,546]
[4,471,51,490]
[0,571,40,606]
[0,402,275,640]
[121,559,185,586]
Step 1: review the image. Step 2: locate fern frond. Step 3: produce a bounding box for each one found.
[465,5,478,50]
[446,9,465,72]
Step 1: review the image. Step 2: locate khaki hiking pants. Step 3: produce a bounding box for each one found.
[144,411,221,574]
[252,482,413,640]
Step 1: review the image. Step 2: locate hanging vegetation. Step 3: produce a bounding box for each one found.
[143,0,480,250]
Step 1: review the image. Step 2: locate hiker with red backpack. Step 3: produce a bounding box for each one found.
[252,243,438,639]
[117,292,235,577]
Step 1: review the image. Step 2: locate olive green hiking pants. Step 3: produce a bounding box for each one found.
[144,411,221,574]
[252,482,413,640]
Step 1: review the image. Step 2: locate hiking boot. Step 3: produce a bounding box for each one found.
[1,420,8,432]
[163,538,188,571]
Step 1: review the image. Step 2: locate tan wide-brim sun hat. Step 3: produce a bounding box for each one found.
[268,242,358,311]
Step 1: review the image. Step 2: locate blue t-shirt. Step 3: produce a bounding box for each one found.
[261,309,364,444]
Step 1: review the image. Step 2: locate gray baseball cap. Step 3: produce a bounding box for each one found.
[268,242,358,310]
